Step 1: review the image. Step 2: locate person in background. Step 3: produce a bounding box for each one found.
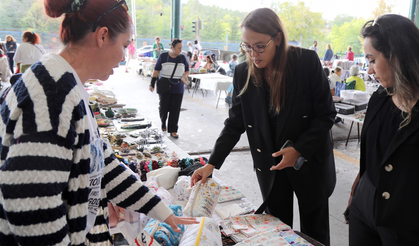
[204,54,216,72]
[149,39,190,139]
[0,43,6,55]
[192,8,336,245]
[323,66,335,96]
[346,46,354,61]
[13,31,46,73]
[228,54,238,77]
[0,0,197,245]
[346,65,366,91]
[186,51,192,64]
[329,66,342,88]
[125,38,135,73]
[238,46,246,63]
[348,14,419,245]
[0,49,11,82]
[323,43,333,64]
[310,40,318,53]
[153,36,164,59]
[194,39,202,53]
[5,35,17,74]
[190,53,200,69]
[187,41,194,53]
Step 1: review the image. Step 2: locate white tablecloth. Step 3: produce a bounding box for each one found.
[189,74,233,94]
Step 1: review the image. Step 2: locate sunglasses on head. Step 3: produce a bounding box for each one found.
[91,0,129,32]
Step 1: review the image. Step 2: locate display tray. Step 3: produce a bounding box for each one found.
[340,98,368,111]
[335,103,355,115]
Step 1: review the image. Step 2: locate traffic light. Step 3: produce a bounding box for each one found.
[192,21,196,33]
[181,25,184,31]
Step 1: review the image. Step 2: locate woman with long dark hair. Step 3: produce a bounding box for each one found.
[0,0,196,245]
[348,14,419,245]
[149,39,190,139]
[13,31,46,73]
[192,8,336,245]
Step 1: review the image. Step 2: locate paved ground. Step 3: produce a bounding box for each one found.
[104,64,362,246]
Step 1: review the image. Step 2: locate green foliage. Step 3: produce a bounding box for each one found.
[332,14,356,27]
[328,18,365,55]
[272,1,326,50]
[371,0,395,19]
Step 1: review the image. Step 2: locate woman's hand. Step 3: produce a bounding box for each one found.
[164,214,199,233]
[191,164,215,186]
[270,147,300,171]
[149,86,154,93]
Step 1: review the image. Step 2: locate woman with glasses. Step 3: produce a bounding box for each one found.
[347,15,419,245]
[0,0,197,245]
[192,8,336,245]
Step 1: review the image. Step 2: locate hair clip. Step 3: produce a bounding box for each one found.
[372,16,380,26]
[31,31,34,35]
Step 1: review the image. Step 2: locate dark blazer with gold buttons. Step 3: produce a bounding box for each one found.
[208,48,337,212]
[359,86,419,231]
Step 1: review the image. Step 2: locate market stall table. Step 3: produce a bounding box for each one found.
[189,73,233,108]
[335,113,365,146]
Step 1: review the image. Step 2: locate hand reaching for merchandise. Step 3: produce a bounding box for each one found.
[191,164,215,186]
[270,147,300,170]
[164,214,199,233]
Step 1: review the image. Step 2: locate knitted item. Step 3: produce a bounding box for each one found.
[0,54,173,246]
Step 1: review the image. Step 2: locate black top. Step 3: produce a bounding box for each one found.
[5,41,17,53]
[365,95,403,187]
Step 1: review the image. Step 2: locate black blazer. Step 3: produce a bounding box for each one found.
[209,48,336,211]
[359,87,419,231]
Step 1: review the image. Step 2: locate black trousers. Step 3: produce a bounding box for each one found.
[349,173,416,245]
[257,170,331,246]
[158,93,183,133]
[7,53,14,74]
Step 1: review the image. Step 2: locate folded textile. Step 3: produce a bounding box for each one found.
[217,186,245,203]
[178,217,222,246]
[215,202,255,220]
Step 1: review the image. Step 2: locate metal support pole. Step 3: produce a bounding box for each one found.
[131,0,137,38]
[171,0,181,39]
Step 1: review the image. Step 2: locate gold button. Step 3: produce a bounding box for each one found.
[382,192,390,200]
[257,149,261,152]
[385,164,393,172]
[303,116,308,118]
[257,168,261,171]
[248,125,253,128]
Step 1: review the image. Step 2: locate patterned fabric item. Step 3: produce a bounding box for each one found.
[178,217,222,246]
[279,230,314,246]
[217,186,245,203]
[183,179,221,217]
[174,175,192,201]
[143,205,185,246]
[0,54,173,245]
[243,214,291,232]
[234,229,291,245]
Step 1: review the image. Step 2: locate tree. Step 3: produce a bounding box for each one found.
[272,1,325,49]
[371,0,395,18]
[332,14,356,27]
[328,18,365,55]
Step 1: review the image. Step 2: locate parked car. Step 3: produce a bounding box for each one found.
[137,45,153,57]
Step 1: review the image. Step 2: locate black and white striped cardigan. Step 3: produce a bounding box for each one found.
[0,54,172,246]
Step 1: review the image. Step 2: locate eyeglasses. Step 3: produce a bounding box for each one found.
[240,35,276,54]
[91,0,129,32]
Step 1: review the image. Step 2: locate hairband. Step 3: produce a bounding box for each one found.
[67,0,85,13]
